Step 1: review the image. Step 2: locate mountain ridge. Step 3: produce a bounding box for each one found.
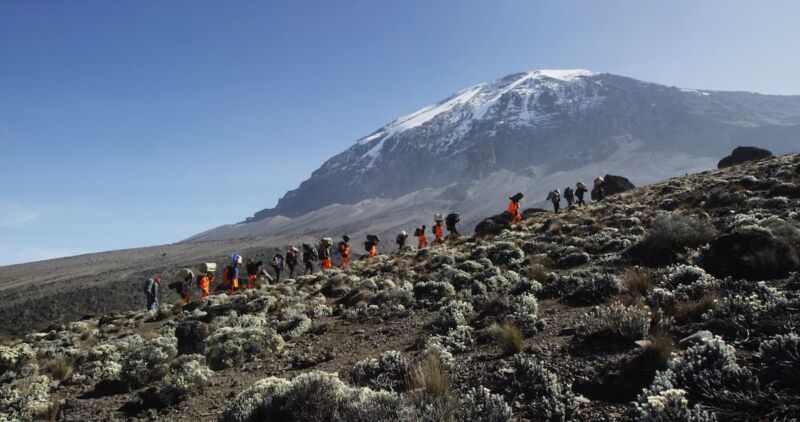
[191,69,800,242]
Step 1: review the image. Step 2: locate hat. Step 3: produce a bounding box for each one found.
[154,277,162,283]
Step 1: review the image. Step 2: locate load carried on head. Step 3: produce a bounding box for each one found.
[178,268,194,279]
[396,231,409,250]
[200,262,217,274]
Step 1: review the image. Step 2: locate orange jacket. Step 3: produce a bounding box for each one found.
[197,275,213,296]
[434,223,443,238]
[508,200,520,216]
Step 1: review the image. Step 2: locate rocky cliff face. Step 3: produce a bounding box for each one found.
[188,70,800,243]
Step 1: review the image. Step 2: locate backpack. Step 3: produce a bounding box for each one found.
[396,233,407,244]
[364,241,373,251]
[302,243,314,253]
[320,237,333,248]
[434,213,444,222]
[143,278,154,294]
[366,234,380,243]
[413,228,421,237]
[272,254,284,268]
[564,187,573,198]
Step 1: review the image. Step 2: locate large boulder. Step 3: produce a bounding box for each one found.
[475,212,514,237]
[702,226,799,280]
[717,146,773,169]
[602,174,635,196]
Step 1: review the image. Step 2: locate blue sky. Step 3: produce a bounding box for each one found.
[1,0,799,266]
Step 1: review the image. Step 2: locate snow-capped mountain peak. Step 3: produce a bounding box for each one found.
[227,69,800,226]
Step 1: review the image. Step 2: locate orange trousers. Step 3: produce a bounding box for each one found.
[418,236,427,248]
[227,279,238,295]
[339,256,350,267]
[247,274,257,289]
[321,258,332,270]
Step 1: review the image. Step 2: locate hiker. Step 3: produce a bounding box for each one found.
[302,243,317,275]
[245,259,263,289]
[143,277,161,311]
[319,237,333,271]
[196,270,215,301]
[547,189,561,213]
[433,214,444,245]
[592,177,605,202]
[396,231,409,250]
[222,255,240,295]
[271,253,285,282]
[285,247,299,278]
[445,213,460,238]
[575,182,587,206]
[508,193,524,224]
[338,235,351,267]
[365,234,380,258]
[175,268,194,302]
[564,187,575,208]
[416,225,427,248]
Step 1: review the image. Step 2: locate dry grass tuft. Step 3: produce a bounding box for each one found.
[44,357,73,382]
[672,294,719,324]
[172,299,187,313]
[620,267,654,303]
[528,254,552,283]
[406,354,451,397]
[644,335,676,367]
[531,264,549,283]
[490,323,523,355]
[547,220,564,235]
[45,396,60,422]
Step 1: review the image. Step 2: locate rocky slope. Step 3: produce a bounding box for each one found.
[189,70,800,243]
[2,154,799,421]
